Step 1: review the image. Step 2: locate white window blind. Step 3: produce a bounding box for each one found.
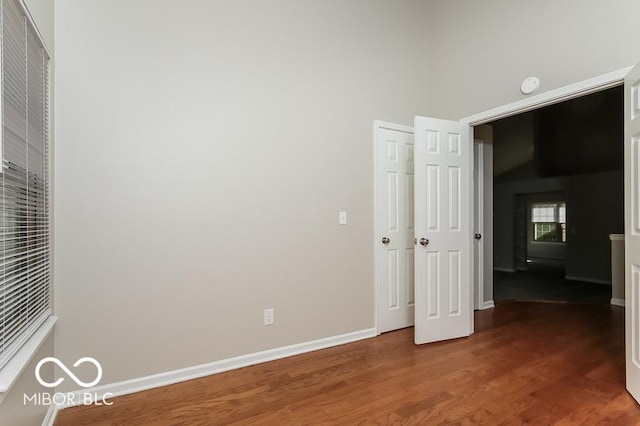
[531,202,567,243]
[0,0,51,371]
[532,204,556,223]
[532,202,566,223]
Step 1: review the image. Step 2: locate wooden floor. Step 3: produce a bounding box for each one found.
[56,301,640,425]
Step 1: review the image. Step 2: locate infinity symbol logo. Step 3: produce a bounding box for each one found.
[35,357,103,388]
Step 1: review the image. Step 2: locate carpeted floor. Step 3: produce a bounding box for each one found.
[493,266,611,304]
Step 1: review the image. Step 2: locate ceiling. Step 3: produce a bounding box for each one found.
[493,85,623,182]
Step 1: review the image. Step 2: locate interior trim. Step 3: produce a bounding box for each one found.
[462,67,632,126]
[42,327,376,425]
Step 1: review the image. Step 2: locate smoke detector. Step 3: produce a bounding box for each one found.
[520,77,540,95]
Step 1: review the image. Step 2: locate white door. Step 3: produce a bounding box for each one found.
[625,63,640,402]
[375,122,415,333]
[414,116,472,344]
[473,141,484,310]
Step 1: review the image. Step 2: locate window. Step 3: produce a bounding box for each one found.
[532,202,566,242]
[0,0,51,371]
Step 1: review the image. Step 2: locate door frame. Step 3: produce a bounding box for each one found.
[473,140,484,310]
[473,135,495,310]
[373,66,632,334]
[373,120,414,335]
[462,66,631,309]
[462,67,631,126]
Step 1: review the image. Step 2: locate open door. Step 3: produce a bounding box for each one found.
[625,63,640,402]
[414,116,473,344]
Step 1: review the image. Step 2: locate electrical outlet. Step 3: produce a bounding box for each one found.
[264,308,274,326]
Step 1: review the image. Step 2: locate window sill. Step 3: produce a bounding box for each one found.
[530,241,566,245]
[0,316,57,404]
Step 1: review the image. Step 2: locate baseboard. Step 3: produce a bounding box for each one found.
[481,300,495,310]
[611,298,626,307]
[494,267,515,273]
[42,404,58,426]
[565,275,611,286]
[42,327,376,426]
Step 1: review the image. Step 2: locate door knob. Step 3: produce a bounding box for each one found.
[474,233,482,240]
[419,238,429,246]
[381,237,390,244]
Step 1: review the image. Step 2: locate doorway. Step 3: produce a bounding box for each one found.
[480,86,623,305]
[466,67,630,311]
[375,67,631,333]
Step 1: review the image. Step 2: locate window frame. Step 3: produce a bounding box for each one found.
[531,201,567,243]
[0,0,54,400]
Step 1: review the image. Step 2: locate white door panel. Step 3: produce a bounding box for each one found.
[414,116,472,344]
[376,123,415,333]
[625,63,640,403]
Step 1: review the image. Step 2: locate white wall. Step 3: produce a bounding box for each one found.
[565,171,624,283]
[425,0,640,119]
[53,0,430,387]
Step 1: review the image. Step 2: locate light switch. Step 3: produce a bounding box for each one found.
[339,211,347,225]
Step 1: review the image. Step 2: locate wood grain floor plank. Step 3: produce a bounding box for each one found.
[55,302,640,425]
